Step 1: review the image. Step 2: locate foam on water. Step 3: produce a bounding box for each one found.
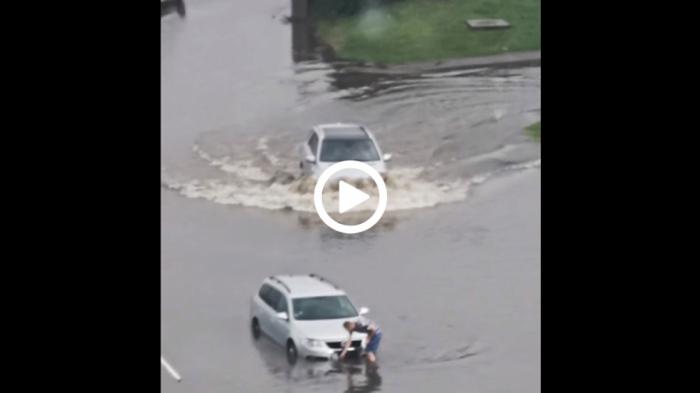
[162,136,540,213]
[164,163,470,212]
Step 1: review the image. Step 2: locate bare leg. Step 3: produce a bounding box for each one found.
[366,352,376,363]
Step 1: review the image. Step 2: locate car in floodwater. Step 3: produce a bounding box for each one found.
[300,123,391,181]
[250,274,371,363]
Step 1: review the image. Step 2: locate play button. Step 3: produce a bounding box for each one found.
[313,161,388,234]
[338,181,370,214]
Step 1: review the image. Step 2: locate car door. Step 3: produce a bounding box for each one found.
[260,284,282,341]
[269,291,291,344]
[253,284,272,335]
[262,287,284,344]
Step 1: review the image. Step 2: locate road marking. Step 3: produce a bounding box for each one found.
[161,356,182,382]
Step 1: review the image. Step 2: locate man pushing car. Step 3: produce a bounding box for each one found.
[340,319,382,364]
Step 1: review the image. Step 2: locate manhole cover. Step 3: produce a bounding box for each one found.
[465,19,511,30]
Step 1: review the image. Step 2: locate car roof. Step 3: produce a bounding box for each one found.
[266,274,346,298]
[315,123,369,140]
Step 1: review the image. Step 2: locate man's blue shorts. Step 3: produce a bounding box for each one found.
[365,331,382,353]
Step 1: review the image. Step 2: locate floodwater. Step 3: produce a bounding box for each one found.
[161,1,540,392]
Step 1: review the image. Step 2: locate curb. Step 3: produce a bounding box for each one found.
[337,50,540,75]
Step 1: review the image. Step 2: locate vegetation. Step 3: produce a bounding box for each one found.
[526,121,541,141]
[313,0,540,63]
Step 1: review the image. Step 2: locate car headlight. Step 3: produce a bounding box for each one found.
[305,339,325,348]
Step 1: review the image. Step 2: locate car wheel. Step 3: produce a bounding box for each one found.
[251,318,261,340]
[286,339,298,364]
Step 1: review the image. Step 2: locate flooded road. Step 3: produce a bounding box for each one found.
[161,1,540,392]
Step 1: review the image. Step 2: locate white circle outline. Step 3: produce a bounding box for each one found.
[313,161,388,234]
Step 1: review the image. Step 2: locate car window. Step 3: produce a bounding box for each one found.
[266,286,282,310]
[292,295,358,320]
[320,139,380,162]
[308,132,318,156]
[258,284,273,306]
[275,293,288,313]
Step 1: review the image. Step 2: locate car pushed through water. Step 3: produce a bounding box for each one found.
[250,274,372,363]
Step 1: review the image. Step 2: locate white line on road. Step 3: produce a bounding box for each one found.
[161,355,182,382]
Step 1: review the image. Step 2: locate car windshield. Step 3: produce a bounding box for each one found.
[292,295,358,320]
[320,139,379,162]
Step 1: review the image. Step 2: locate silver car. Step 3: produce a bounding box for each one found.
[250,274,371,363]
[299,123,392,181]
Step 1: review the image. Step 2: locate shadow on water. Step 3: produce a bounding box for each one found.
[297,212,399,234]
[251,332,382,392]
[161,0,186,18]
[342,366,382,393]
[289,0,316,62]
[288,0,389,92]
[289,0,337,62]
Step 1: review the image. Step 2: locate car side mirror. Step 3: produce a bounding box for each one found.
[382,153,392,162]
[305,154,316,163]
[276,312,289,321]
[359,307,370,316]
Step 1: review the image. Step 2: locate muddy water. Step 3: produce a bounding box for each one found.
[162,53,540,212]
[162,1,540,392]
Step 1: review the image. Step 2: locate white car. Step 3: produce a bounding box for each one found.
[299,123,391,181]
[250,274,371,363]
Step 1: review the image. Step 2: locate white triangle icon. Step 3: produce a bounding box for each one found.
[338,181,370,214]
